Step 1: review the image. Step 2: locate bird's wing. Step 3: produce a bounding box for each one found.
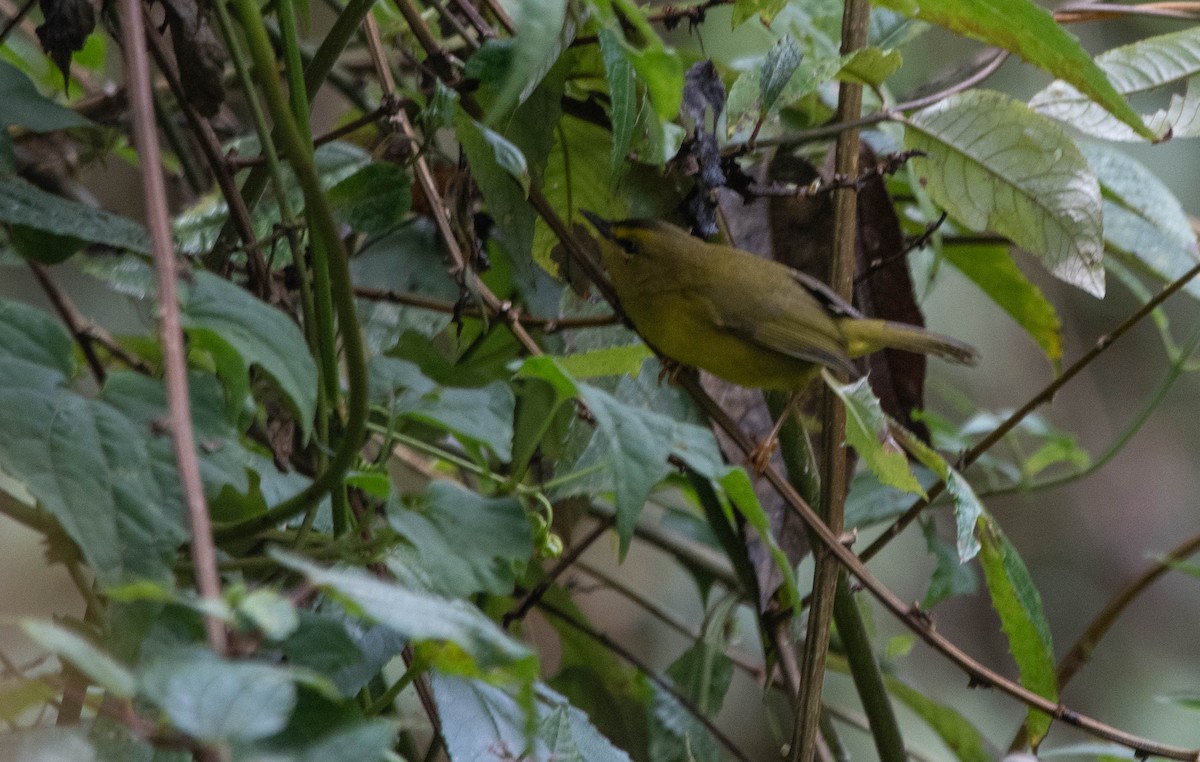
[712,275,857,377]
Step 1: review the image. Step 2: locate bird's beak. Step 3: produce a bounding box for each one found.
[580,210,613,241]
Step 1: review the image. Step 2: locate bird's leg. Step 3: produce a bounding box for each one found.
[656,357,684,385]
[748,391,801,475]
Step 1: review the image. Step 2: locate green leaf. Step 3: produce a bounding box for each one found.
[0,300,187,585]
[369,356,515,461]
[579,381,724,556]
[1076,142,1200,300]
[273,550,538,681]
[0,176,149,254]
[1030,26,1200,141]
[718,468,802,613]
[626,47,684,123]
[645,677,719,762]
[0,59,89,131]
[0,727,96,761]
[0,679,58,722]
[874,0,1160,140]
[921,519,978,608]
[531,116,628,274]
[732,0,789,27]
[487,0,573,122]
[457,112,536,262]
[599,28,636,172]
[180,272,318,439]
[236,588,300,640]
[386,481,532,598]
[554,344,652,379]
[823,374,924,496]
[139,648,298,742]
[892,425,985,562]
[942,244,1062,361]
[8,225,86,264]
[327,162,412,236]
[760,35,803,114]
[886,675,992,762]
[977,513,1057,745]
[836,46,903,87]
[20,620,136,698]
[905,91,1105,297]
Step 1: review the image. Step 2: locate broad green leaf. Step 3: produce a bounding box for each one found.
[511,355,581,481]
[180,272,318,439]
[1076,142,1200,299]
[978,514,1057,745]
[626,47,684,124]
[139,648,297,742]
[369,356,515,460]
[732,0,788,26]
[0,176,148,254]
[554,344,651,379]
[487,0,573,122]
[0,59,89,131]
[20,620,136,698]
[386,481,532,598]
[665,629,734,719]
[836,46,902,87]
[458,112,536,263]
[598,27,636,172]
[273,551,538,680]
[579,381,724,555]
[531,116,629,274]
[905,91,1105,297]
[8,224,85,264]
[237,588,300,640]
[327,162,412,236]
[886,676,992,762]
[760,35,803,114]
[241,715,396,762]
[875,0,1160,140]
[823,373,923,496]
[0,300,187,585]
[942,244,1062,361]
[645,677,719,762]
[1030,26,1200,141]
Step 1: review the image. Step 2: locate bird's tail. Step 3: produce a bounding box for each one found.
[842,319,979,366]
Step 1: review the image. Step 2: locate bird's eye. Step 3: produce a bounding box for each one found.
[614,236,638,255]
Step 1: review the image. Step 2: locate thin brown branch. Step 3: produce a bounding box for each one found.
[538,600,754,762]
[29,263,107,384]
[0,0,35,44]
[859,253,1200,565]
[120,0,226,656]
[503,515,615,627]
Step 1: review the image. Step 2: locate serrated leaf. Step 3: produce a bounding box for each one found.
[139,648,297,742]
[327,162,412,236]
[905,91,1105,297]
[942,244,1062,360]
[599,28,636,172]
[20,620,136,698]
[1076,142,1200,299]
[760,35,803,114]
[892,425,985,562]
[0,300,187,585]
[369,356,514,460]
[823,373,923,496]
[0,176,148,254]
[272,550,538,680]
[921,520,978,608]
[180,272,318,438]
[977,513,1057,745]
[1030,26,1200,141]
[875,0,1160,140]
[386,481,532,598]
[718,468,802,613]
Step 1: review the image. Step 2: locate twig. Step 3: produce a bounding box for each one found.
[119,0,226,657]
[538,600,755,762]
[0,0,36,45]
[503,515,615,627]
[29,263,107,384]
[353,285,619,332]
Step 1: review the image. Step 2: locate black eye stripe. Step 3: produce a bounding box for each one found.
[615,237,638,254]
